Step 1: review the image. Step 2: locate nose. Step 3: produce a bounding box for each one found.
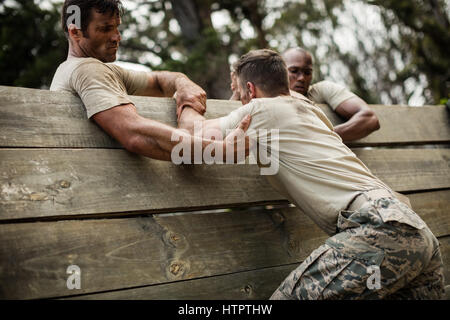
[112,28,121,43]
[297,72,305,82]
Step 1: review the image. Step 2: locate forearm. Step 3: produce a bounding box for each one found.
[334,111,380,141]
[178,106,206,134]
[153,71,189,97]
[130,116,223,163]
[125,118,180,161]
[124,110,249,164]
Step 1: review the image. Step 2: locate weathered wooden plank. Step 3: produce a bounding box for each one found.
[282,191,450,240]
[320,104,450,147]
[65,263,296,300]
[68,235,450,300]
[0,149,283,221]
[1,148,449,221]
[0,208,320,299]
[352,148,450,192]
[1,86,449,148]
[0,85,238,148]
[0,203,448,300]
[408,190,450,237]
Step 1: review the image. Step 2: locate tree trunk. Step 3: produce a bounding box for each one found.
[170,0,232,99]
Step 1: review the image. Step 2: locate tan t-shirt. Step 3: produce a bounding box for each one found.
[50,57,149,118]
[307,80,356,110]
[219,96,391,235]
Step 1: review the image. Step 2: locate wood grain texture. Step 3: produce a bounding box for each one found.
[0,85,238,148]
[352,148,450,192]
[1,86,449,148]
[408,190,450,236]
[320,104,450,147]
[0,203,448,299]
[0,148,282,221]
[70,235,450,300]
[66,263,297,300]
[1,85,449,300]
[0,208,321,299]
[1,148,449,221]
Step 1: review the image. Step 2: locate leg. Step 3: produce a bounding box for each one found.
[271,219,442,299]
[270,243,381,300]
[385,245,445,300]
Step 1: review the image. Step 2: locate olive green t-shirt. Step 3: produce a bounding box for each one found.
[219,95,391,235]
[50,57,149,118]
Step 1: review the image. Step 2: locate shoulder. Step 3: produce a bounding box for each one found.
[51,58,100,92]
[309,80,356,110]
[72,58,119,76]
[309,80,345,93]
[69,58,127,90]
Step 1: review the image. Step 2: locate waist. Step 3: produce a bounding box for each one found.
[344,188,426,230]
[347,188,395,211]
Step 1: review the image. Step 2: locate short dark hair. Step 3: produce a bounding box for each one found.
[282,47,314,65]
[61,0,124,37]
[235,49,290,96]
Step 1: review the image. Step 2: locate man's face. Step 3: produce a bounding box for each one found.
[78,9,122,63]
[283,51,313,95]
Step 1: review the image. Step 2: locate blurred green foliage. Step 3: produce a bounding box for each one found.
[0,0,66,88]
[0,0,448,104]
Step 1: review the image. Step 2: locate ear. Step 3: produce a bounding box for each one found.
[68,24,82,41]
[246,82,257,99]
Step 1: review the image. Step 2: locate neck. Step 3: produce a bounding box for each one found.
[258,90,291,99]
[67,41,88,59]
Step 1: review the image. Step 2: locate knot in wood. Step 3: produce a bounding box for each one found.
[243,284,253,294]
[59,180,71,188]
[271,211,285,225]
[169,262,183,275]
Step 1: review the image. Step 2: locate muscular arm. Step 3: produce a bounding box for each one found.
[93,104,249,162]
[93,104,181,161]
[333,97,380,142]
[138,71,207,118]
[178,107,222,139]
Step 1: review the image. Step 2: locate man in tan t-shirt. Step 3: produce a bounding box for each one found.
[282,47,380,142]
[51,0,250,161]
[178,49,444,300]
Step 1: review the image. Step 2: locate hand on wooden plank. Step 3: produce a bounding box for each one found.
[174,77,207,120]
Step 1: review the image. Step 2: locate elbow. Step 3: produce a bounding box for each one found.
[363,109,380,133]
[122,134,141,154]
[370,112,380,132]
[122,133,152,155]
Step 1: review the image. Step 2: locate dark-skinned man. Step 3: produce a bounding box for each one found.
[282,47,380,142]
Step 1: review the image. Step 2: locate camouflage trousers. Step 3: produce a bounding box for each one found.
[270,195,445,300]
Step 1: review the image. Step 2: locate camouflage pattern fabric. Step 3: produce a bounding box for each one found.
[270,196,445,300]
